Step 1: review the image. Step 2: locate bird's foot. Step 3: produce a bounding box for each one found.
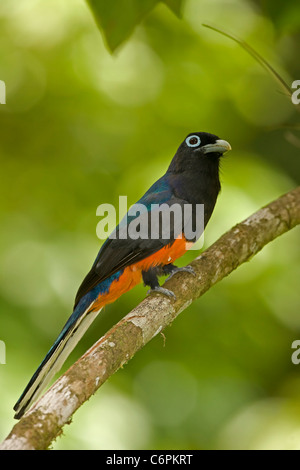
[147,286,176,300]
[163,264,196,282]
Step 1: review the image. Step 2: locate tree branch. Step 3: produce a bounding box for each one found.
[1,187,300,450]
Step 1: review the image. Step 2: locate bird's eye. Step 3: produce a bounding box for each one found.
[185,135,201,148]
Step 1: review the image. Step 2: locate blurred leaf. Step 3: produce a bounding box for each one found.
[86,0,184,52]
[163,0,183,16]
[250,0,300,33]
[203,23,292,99]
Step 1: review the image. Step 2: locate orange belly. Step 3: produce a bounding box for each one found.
[91,236,192,311]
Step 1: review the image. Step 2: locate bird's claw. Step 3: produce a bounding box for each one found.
[165,265,196,281]
[147,286,176,300]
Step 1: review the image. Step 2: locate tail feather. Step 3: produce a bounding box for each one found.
[13,301,102,419]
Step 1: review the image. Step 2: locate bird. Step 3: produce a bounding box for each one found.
[13,131,231,419]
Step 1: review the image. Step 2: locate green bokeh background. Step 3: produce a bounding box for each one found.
[0,0,300,450]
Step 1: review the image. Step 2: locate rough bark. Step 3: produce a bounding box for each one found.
[1,187,299,450]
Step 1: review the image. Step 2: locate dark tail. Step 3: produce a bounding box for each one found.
[13,298,101,419]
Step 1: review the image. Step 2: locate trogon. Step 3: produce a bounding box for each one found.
[14,131,231,419]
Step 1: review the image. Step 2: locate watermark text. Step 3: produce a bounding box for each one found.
[96,196,204,250]
[292,80,300,105]
[0,340,6,364]
[0,80,6,104]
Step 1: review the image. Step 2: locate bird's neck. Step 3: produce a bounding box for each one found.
[168,159,221,203]
[167,160,221,229]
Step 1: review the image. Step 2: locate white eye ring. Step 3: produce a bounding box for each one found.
[185,135,201,148]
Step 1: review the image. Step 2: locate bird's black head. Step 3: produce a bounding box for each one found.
[168,132,231,173]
